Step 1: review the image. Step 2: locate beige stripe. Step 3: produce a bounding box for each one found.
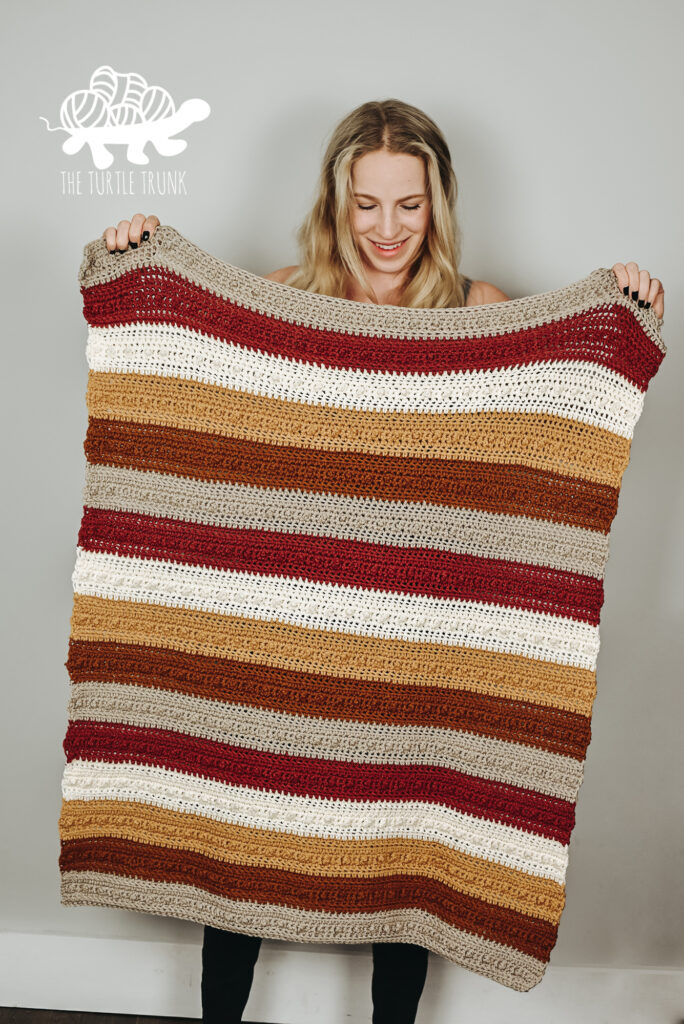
[60,871,547,991]
[83,463,610,579]
[78,224,665,355]
[68,680,584,801]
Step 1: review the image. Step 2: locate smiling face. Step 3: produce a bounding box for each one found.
[350,148,431,282]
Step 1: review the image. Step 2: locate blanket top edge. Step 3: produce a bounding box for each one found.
[78,224,666,351]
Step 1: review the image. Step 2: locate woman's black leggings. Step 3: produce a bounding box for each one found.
[201,924,429,1023]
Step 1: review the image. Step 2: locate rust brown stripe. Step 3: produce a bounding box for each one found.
[60,799,566,923]
[87,370,632,488]
[84,418,619,533]
[59,832,559,960]
[67,595,597,716]
[66,638,593,760]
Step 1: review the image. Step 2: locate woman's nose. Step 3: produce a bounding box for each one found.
[376,212,400,237]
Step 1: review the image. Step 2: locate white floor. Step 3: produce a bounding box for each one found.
[1,931,683,1024]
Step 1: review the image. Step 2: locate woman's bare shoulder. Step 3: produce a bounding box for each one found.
[263,265,299,283]
[467,279,511,305]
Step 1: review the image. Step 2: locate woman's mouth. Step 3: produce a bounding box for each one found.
[369,238,409,256]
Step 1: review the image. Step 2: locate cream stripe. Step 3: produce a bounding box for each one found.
[83,463,610,579]
[61,760,569,881]
[86,322,647,439]
[60,873,547,991]
[68,680,584,801]
[72,547,601,669]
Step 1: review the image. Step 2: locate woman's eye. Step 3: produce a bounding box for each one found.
[357,204,421,211]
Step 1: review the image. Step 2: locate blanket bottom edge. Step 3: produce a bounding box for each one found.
[60,870,547,992]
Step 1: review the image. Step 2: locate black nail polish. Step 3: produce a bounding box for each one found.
[638,299,644,307]
[130,242,138,249]
[631,290,639,300]
[644,301,651,309]
[142,230,150,241]
[623,286,629,296]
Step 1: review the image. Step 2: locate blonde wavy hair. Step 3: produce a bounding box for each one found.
[282,98,468,308]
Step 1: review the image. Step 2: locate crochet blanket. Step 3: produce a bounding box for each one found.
[59,225,666,993]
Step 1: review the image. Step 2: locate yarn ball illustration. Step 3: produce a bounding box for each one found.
[59,65,177,130]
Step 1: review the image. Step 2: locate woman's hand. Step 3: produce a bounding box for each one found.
[103,213,161,253]
[612,262,664,320]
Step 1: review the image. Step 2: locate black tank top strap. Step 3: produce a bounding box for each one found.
[462,275,473,304]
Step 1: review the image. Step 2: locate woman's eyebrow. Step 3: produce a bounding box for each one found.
[353,192,426,201]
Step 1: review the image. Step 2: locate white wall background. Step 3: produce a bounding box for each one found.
[1,0,682,1021]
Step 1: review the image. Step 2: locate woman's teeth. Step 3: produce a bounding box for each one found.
[371,238,407,253]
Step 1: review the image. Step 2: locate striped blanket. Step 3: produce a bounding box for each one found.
[59,225,666,992]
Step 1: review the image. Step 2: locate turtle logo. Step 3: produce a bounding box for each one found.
[40,64,210,170]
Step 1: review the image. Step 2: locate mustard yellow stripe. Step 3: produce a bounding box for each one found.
[60,799,566,924]
[87,371,632,488]
[69,594,596,715]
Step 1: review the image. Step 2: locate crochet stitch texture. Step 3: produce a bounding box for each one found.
[59,224,666,992]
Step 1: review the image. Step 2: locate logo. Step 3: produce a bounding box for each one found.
[41,64,210,195]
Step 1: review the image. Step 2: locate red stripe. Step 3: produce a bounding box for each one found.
[82,265,664,385]
[63,720,576,843]
[78,506,605,623]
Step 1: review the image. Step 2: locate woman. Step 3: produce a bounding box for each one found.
[102,98,664,1024]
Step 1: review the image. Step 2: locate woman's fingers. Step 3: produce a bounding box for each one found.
[612,262,664,318]
[638,268,650,302]
[612,261,644,299]
[102,225,118,252]
[133,213,161,244]
[102,215,161,252]
[625,261,642,300]
[127,212,148,247]
[140,214,160,242]
[648,278,665,319]
[116,219,132,252]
